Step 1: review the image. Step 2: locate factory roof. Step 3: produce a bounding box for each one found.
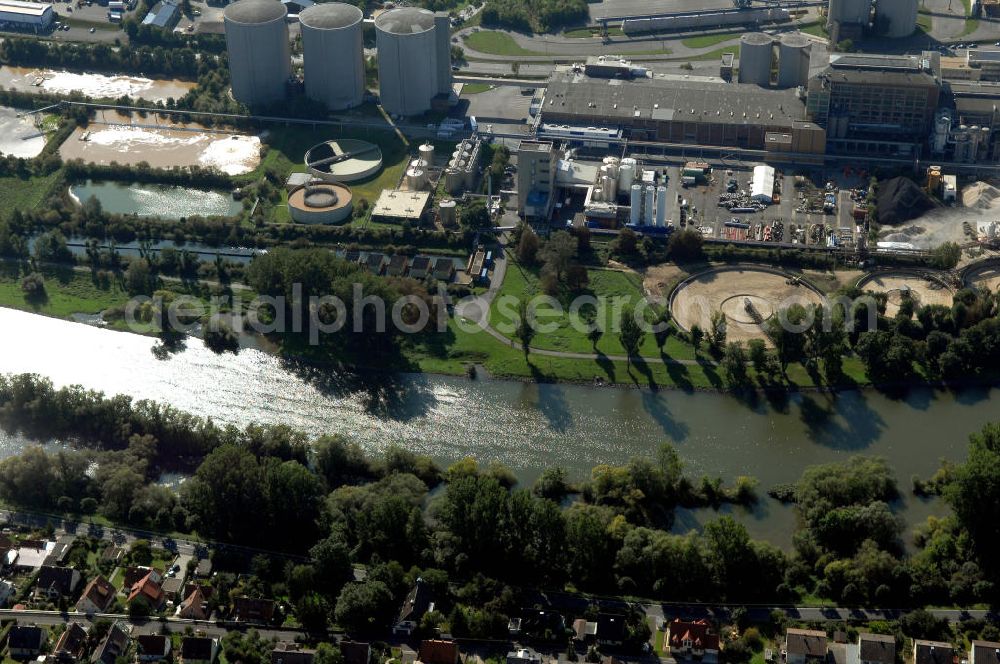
[968,48,1000,65]
[224,0,286,23]
[142,0,179,27]
[299,2,361,29]
[829,53,924,72]
[0,0,51,17]
[543,72,806,127]
[372,189,430,220]
[375,7,434,34]
[817,65,938,88]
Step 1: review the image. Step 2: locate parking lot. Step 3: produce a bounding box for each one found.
[459,85,534,136]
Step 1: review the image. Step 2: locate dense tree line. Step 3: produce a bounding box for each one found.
[481,0,587,32]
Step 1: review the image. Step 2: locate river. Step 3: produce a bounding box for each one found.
[1,307,994,548]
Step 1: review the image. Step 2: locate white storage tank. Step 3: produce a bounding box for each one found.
[406,168,426,189]
[439,198,457,225]
[656,185,667,227]
[777,33,811,88]
[224,0,291,106]
[738,32,773,86]
[644,185,655,225]
[444,168,463,194]
[376,7,440,116]
[619,159,637,190]
[630,184,642,225]
[419,142,435,165]
[299,3,364,110]
[876,0,918,38]
[601,175,616,201]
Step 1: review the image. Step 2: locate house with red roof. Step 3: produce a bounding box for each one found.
[667,619,720,662]
[127,571,165,611]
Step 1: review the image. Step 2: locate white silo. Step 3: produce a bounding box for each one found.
[777,33,812,88]
[376,7,440,116]
[656,185,667,227]
[644,185,654,225]
[224,0,291,107]
[619,158,636,190]
[876,0,918,38]
[738,33,773,86]
[630,184,642,225]
[419,142,435,165]
[299,3,364,110]
[601,176,616,201]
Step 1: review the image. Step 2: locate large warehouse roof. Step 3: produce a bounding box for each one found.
[543,72,806,127]
[0,0,52,17]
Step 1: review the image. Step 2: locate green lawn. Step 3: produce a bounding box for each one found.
[563,25,624,38]
[799,20,828,37]
[462,83,495,94]
[0,170,64,212]
[463,30,543,56]
[677,44,741,62]
[681,32,741,48]
[0,265,130,319]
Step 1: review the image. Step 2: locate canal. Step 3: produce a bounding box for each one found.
[0,307,993,548]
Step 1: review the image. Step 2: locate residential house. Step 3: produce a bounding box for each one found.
[76,576,117,615]
[340,642,370,664]
[100,545,125,566]
[0,579,16,607]
[431,258,455,282]
[344,250,361,265]
[180,637,218,664]
[9,625,46,659]
[387,255,410,277]
[271,643,315,664]
[53,622,88,663]
[394,579,433,636]
[194,559,212,579]
[572,618,598,644]
[137,635,172,661]
[233,596,276,624]
[858,634,895,664]
[507,649,542,664]
[12,540,55,571]
[785,629,829,664]
[178,586,209,620]
[408,256,432,280]
[127,571,165,611]
[596,614,625,647]
[417,641,459,664]
[365,253,387,275]
[913,640,954,664]
[667,619,721,662]
[122,567,162,590]
[91,622,131,664]
[971,641,1000,664]
[160,576,184,601]
[43,536,75,567]
[35,565,82,602]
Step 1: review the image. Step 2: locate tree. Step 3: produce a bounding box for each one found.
[747,338,769,376]
[204,317,240,354]
[310,534,354,597]
[459,199,491,230]
[333,580,396,634]
[587,322,603,350]
[295,592,329,633]
[539,231,577,282]
[765,305,809,374]
[517,226,540,264]
[946,423,1000,570]
[533,467,571,501]
[709,311,728,353]
[690,325,704,353]
[125,258,156,296]
[613,228,639,257]
[667,229,704,261]
[618,308,644,366]
[314,644,345,664]
[566,265,589,292]
[20,272,46,303]
[722,342,749,387]
[516,300,535,358]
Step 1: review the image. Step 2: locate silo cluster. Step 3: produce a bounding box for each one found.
[737,32,812,89]
[375,7,453,116]
[738,33,774,86]
[224,0,451,114]
[299,3,365,110]
[777,33,811,88]
[224,0,292,106]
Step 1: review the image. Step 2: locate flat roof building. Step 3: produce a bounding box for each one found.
[371,189,430,222]
[0,0,55,29]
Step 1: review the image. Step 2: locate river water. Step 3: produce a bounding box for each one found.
[69,180,242,219]
[0,307,994,547]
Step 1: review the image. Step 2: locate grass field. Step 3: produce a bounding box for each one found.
[563,25,625,38]
[681,32,741,48]
[676,44,741,61]
[0,170,64,212]
[463,30,543,56]
[0,265,129,319]
[462,83,495,94]
[799,20,828,37]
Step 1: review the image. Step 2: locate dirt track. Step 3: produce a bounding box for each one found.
[859,273,954,317]
[966,264,1000,294]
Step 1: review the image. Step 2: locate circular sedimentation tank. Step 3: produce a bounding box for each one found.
[299,3,365,110]
[304,138,383,183]
[224,0,291,106]
[288,182,353,224]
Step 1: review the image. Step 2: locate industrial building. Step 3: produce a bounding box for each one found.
[224,0,292,107]
[141,0,180,29]
[621,6,789,34]
[299,3,364,110]
[374,7,452,116]
[517,141,562,220]
[0,0,54,31]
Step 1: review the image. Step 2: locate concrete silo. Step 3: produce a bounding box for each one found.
[777,32,812,88]
[376,7,440,116]
[827,0,870,28]
[738,33,774,86]
[299,3,364,110]
[434,11,453,96]
[224,0,291,107]
[875,0,918,37]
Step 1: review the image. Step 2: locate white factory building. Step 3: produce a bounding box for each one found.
[0,0,55,30]
[751,164,776,204]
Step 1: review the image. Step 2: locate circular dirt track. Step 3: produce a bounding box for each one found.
[671,267,825,343]
[964,262,1000,294]
[857,271,954,317]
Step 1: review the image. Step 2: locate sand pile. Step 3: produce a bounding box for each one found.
[962,181,1000,210]
[877,177,937,226]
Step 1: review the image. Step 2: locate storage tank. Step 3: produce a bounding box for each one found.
[875,0,918,38]
[827,0,870,27]
[618,159,636,190]
[419,142,435,165]
[299,3,364,110]
[644,185,654,225]
[406,168,426,189]
[601,175,616,201]
[656,185,667,227]
[439,199,457,225]
[224,0,291,106]
[777,33,811,88]
[630,184,641,225]
[738,33,773,86]
[932,112,951,154]
[927,168,941,191]
[434,12,452,96]
[376,7,440,116]
[444,168,463,194]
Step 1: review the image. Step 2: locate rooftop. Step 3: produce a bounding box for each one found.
[375,7,434,34]
[372,189,430,220]
[299,2,361,29]
[543,72,806,127]
[786,629,828,657]
[0,0,52,16]
[858,633,895,664]
[223,0,286,25]
[519,140,553,153]
[913,641,953,664]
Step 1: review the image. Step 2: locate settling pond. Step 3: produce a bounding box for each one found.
[70,180,242,219]
[1,307,996,548]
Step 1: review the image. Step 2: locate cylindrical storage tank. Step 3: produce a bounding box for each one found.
[738,33,773,86]
[439,199,457,225]
[656,185,667,227]
[644,185,655,225]
[630,184,641,225]
[376,7,439,116]
[876,0,918,38]
[224,0,291,106]
[777,33,811,88]
[828,0,870,26]
[419,142,435,165]
[406,167,426,189]
[927,169,941,190]
[444,168,462,194]
[601,175,615,201]
[299,3,364,110]
[618,161,636,190]
[288,183,353,224]
[410,159,429,170]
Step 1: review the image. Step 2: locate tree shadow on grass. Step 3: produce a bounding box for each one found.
[630,356,658,390]
[664,355,694,393]
[593,350,616,383]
